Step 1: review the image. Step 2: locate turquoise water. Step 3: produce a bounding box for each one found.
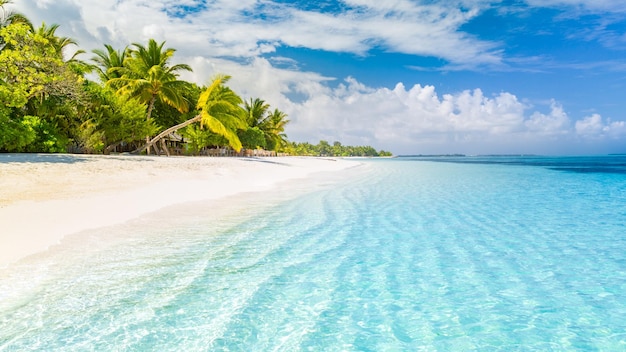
[1,156,626,351]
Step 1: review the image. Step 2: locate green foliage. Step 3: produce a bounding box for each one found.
[238,126,266,149]
[99,39,193,154]
[317,140,332,156]
[107,39,192,119]
[0,12,391,156]
[0,108,36,151]
[180,125,209,155]
[91,44,129,82]
[0,22,86,152]
[196,75,246,151]
[282,141,317,156]
[33,22,84,63]
[151,83,200,129]
[264,108,289,151]
[179,125,232,155]
[243,98,270,127]
[242,98,289,151]
[0,22,84,103]
[0,1,32,32]
[0,112,67,152]
[77,83,157,153]
[0,23,54,106]
[283,140,391,157]
[21,115,68,152]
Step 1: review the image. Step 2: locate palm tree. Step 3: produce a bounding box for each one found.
[108,39,192,153]
[265,108,290,151]
[133,75,246,155]
[0,0,30,27]
[195,76,246,151]
[0,0,10,12]
[0,0,32,51]
[243,98,270,127]
[242,98,290,151]
[33,22,85,62]
[91,44,129,82]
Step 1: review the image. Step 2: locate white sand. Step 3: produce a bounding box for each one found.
[0,154,358,267]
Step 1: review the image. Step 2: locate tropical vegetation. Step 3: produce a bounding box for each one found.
[0,3,392,157]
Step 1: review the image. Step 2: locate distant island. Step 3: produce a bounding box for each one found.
[399,154,467,157]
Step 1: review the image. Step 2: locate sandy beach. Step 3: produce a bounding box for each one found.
[0,154,358,267]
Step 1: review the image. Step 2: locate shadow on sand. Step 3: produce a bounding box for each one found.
[240,157,292,167]
[0,153,91,164]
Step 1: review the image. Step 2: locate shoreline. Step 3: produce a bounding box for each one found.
[0,154,359,267]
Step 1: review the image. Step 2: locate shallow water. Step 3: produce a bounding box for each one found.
[1,156,626,351]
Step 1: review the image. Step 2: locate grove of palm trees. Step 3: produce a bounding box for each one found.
[0,2,392,157]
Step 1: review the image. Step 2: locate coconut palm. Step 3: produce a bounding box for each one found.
[91,44,129,82]
[108,39,192,153]
[0,0,30,27]
[242,98,290,151]
[133,75,246,155]
[110,39,192,122]
[196,76,246,151]
[33,22,85,62]
[0,0,32,51]
[265,108,290,151]
[243,98,270,127]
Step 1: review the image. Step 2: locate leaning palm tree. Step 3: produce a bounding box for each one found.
[196,77,247,151]
[108,39,192,153]
[133,75,246,155]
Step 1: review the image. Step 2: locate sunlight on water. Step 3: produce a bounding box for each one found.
[1,156,626,351]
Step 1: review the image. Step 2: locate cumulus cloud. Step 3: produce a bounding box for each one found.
[576,114,626,139]
[279,77,626,154]
[9,0,626,154]
[525,100,571,135]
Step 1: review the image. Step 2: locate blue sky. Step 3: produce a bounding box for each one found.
[12,0,626,155]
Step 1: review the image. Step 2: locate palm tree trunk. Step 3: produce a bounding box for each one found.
[160,138,170,156]
[104,141,123,155]
[145,95,157,154]
[132,114,202,155]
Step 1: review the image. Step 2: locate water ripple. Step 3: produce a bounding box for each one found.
[1,158,626,350]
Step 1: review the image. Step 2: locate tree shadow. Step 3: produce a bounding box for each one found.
[240,157,292,166]
[0,153,91,164]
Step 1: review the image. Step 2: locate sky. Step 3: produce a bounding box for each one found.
[10,0,626,155]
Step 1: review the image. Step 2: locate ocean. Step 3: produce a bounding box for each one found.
[1,155,625,351]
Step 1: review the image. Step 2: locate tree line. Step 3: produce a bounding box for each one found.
[284,141,392,157]
[0,1,391,157]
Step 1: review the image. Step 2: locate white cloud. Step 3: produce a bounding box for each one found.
[525,0,626,13]
[8,0,626,154]
[278,78,625,154]
[523,0,626,51]
[11,0,501,65]
[525,100,571,135]
[576,114,626,139]
[286,78,524,152]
